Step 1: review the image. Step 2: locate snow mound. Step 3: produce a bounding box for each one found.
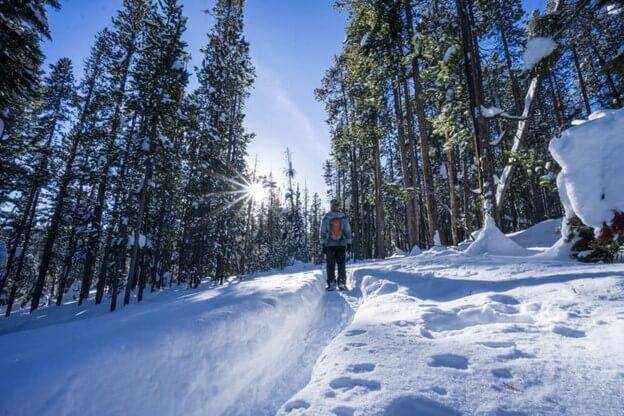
[465,215,531,256]
[522,37,557,71]
[390,247,406,258]
[507,218,561,248]
[549,108,624,232]
[408,245,422,256]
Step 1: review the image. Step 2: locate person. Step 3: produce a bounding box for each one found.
[320,199,352,291]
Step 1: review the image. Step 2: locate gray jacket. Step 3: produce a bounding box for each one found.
[320,210,352,247]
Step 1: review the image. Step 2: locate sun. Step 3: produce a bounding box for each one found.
[247,182,266,202]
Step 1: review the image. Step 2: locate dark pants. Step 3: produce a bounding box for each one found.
[326,246,346,286]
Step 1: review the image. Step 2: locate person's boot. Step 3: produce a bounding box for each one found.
[338,283,348,291]
[326,282,336,291]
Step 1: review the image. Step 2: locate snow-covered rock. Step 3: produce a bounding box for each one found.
[522,37,557,71]
[465,215,531,256]
[549,108,624,233]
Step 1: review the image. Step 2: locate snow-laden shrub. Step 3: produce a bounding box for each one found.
[549,108,624,262]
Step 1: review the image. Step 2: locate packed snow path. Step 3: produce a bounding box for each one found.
[2,236,624,415]
[280,253,624,416]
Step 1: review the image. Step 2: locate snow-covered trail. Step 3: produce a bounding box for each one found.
[279,253,624,415]
[2,233,624,415]
[0,268,354,416]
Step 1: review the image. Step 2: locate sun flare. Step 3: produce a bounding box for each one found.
[248,182,267,202]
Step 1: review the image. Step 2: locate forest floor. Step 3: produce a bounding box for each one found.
[1,221,624,416]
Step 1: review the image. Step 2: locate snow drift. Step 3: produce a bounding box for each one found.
[507,218,561,249]
[0,270,350,416]
[549,108,624,233]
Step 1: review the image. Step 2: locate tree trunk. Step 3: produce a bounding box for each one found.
[405,0,437,246]
[31,132,81,313]
[571,43,592,116]
[0,131,54,299]
[456,0,497,221]
[547,68,565,128]
[5,189,38,316]
[390,81,420,249]
[150,197,166,292]
[124,158,153,306]
[585,32,621,107]
[499,25,524,114]
[372,131,386,258]
[80,38,136,306]
[445,133,462,245]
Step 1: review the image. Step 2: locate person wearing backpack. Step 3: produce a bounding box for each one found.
[320,199,352,291]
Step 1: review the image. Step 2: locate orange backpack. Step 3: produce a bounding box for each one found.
[330,217,343,241]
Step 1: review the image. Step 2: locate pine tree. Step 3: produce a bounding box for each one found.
[192,0,255,284]
[28,58,77,312]
[122,0,189,305]
[79,0,150,308]
[0,0,60,112]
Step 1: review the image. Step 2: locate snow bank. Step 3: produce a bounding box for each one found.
[549,108,624,232]
[507,218,561,248]
[0,270,343,416]
[465,215,531,256]
[522,37,557,71]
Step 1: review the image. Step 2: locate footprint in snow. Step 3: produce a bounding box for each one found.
[332,406,355,416]
[491,368,513,379]
[344,329,367,337]
[428,386,448,395]
[329,377,381,392]
[383,395,461,416]
[346,363,376,373]
[488,294,520,305]
[493,409,529,416]
[496,348,535,361]
[393,320,416,327]
[478,341,516,349]
[552,325,586,338]
[284,400,310,412]
[261,298,277,307]
[428,354,469,370]
[347,342,367,347]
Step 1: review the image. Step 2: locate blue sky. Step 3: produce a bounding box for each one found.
[43,0,545,201]
[43,0,347,200]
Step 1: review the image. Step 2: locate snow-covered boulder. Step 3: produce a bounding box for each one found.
[549,108,624,234]
[465,215,531,256]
